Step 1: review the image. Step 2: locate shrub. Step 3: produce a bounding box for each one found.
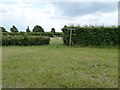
[2,32,54,37]
[51,28,56,35]
[55,32,63,37]
[10,25,19,32]
[2,35,50,46]
[62,25,119,46]
[26,26,31,32]
[32,25,44,32]
[0,27,7,32]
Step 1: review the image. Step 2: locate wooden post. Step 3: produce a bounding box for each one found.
[69,28,72,46]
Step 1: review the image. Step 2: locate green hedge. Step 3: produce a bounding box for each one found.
[55,32,63,37]
[2,32,64,37]
[2,32,54,37]
[2,35,50,46]
[62,25,119,46]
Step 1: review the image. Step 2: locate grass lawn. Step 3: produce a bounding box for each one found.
[2,38,118,88]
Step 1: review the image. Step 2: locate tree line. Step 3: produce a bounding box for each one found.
[1,24,119,46]
[0,25,56,34]
[0,25,63,37]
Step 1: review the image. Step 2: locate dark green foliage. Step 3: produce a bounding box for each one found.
[2,35,50,46]
[2,32,63,38]
[10,25,19,32]
[55,32,63,37]
[2,32,50,46]
[2,32,23,36]
[51,28,55,35]
[2,32,54,37]
[32,25,44,32]
[0,27,7,32]
[62,25,119,46]
[26,26,31,32]
[118,25,120,46]
[27,32,53,37]
[2,32,53,37]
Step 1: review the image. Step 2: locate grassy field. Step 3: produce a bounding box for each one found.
[2,38,118,88]
[0,46,2,89]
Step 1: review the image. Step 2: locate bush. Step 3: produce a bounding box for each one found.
[10,25,19,32]
[2,32,54,37]
[2,35,50,46]
[32,25,44,32]
[2,32,22,36]
[51,28,56,35]
[55,32,63,37]
[0,27,7,32]
[62,25,119,46]
[27,32,54,37]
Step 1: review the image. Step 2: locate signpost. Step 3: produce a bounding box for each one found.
[69,28,72,46]
[67,28,76,46]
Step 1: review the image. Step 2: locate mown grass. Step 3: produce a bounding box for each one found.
[2,38,118,88]
[0,46,2,89]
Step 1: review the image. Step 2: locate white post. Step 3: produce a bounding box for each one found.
[69,28,72,46]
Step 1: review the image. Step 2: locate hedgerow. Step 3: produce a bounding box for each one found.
[2,32,64,38]
[2,32,54,37]
[2,35,50,46]
[62,25,119,46]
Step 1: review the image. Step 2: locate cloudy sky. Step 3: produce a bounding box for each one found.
[0,0,119,32]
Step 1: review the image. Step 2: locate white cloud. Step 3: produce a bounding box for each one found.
[0,1,118,32]
[73,11,118,26]
[0,1,63,31]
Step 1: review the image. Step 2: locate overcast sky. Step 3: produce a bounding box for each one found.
[0,0,119,32]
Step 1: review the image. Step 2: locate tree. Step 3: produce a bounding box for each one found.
[26,26,31,32]
[51,28,55,35]
[32,25,44,32]
[61,25,67,33]
[0,27,7,32]
[10,25,19,32]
